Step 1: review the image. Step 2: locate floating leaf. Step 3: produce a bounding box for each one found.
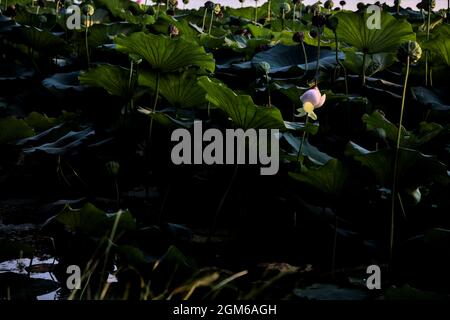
[115,32,215,73]
[198,76,285,129]
[335,11,415,54]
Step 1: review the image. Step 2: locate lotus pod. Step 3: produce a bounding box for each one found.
[105,161,120,177]
[82,4,95,16]
[397,41,422,64]
[292,31,305,43]
[280,2,291,13]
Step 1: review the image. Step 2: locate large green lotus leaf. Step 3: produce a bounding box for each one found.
[411,87,450,111]
[25,112,58,133]
[0,116,35,144]
[289,159,350,195]
[229,43,342,74]
[51,203,136,238]
[283,132,334,166]
[335,11,415,54]
[343,50,396,77]
[425,36,450,67]
[115,32,215,73]
[139,70,207,109]
[198,76,285,130]
[345,142,448,187]
[86,22,141,48]
[79,64,134,98]
[362,110,444,148]
[96,0,154,25]
[12,26,65,55]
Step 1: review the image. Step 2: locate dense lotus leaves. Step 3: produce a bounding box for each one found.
[79,64,134,99]
[425,36,450,67]
[23,127,95,155]
[198,76,285,130]
[383,285,448,300]
[85,22,141,48]
[284,121,320,134]
[0,14,18,33]
[96,0,155,25]
[47,202,136,238]
[150,15,197,39]
[139,70,207,109]
[0,116,35,144]
[140,110,195,129]
[115,32,216,73]
[289,159,350,195]
[0,239,34,260]
[11,26,66,55]
[25,112,58,133]
[293,283,369,300]
[343,50,396,77]
[225,44,342,75]
[362,111,443,148]
[411,87,450,111]
[345,142,448,187]
[335,11,416,54]
[0,273,59,300]
[0,63,34,81]
[283,132,334,166]
[42,72,87,95]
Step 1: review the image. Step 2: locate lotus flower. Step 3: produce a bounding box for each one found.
[295,87,326,120]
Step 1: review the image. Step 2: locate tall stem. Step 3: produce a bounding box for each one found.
[301,41,308,74]
[148,71,160,147]
[361,52,367,86]
[268,0,271,20]
[334,32,348,94]
[208,9,214,35]
[296,116,309,165]
[202,9,208,31]
[390,56,410,262]
[425,4,431,86]
[266,72,271,107]
[85,17,90,65]
[209,163,239,241]
[315,28,321,84]
[254,1,258,23]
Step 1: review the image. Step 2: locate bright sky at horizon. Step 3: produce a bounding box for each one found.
[175,0,449,10]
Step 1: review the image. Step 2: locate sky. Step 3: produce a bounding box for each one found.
[175,0,449,10]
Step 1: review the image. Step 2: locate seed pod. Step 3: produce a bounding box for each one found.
[82,4,95,16]
[204,1,215,10]
[324,0,334,10]
[292,31,305,43]
[279,2,291,14]
[312,13,327,27]
[254,61,271,75]
[420,0,436,10]
[326,15,338,31]
[397,41,422,64]
[105,161,120,178]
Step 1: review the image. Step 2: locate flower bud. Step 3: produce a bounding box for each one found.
[292,31,305,43]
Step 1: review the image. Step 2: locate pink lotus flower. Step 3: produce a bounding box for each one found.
[296,87,326,120]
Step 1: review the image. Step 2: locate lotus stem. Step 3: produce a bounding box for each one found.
[296,116,309,165]
[85,16,90,65]
[315,28,321,84]
[390,55,410,262]
[209,163,239,241]
[148,71,160,146]
[266,72,271,107]
[254,1,258,23]
[334,31,348,94]
[267,0,272,20]
[425,3,431,86]
[208,9,214,35]
[361,52,367,86]
[293,4,296,22]
[282,10,285,29]
[202,8,208,31]
[301,41,308,74]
